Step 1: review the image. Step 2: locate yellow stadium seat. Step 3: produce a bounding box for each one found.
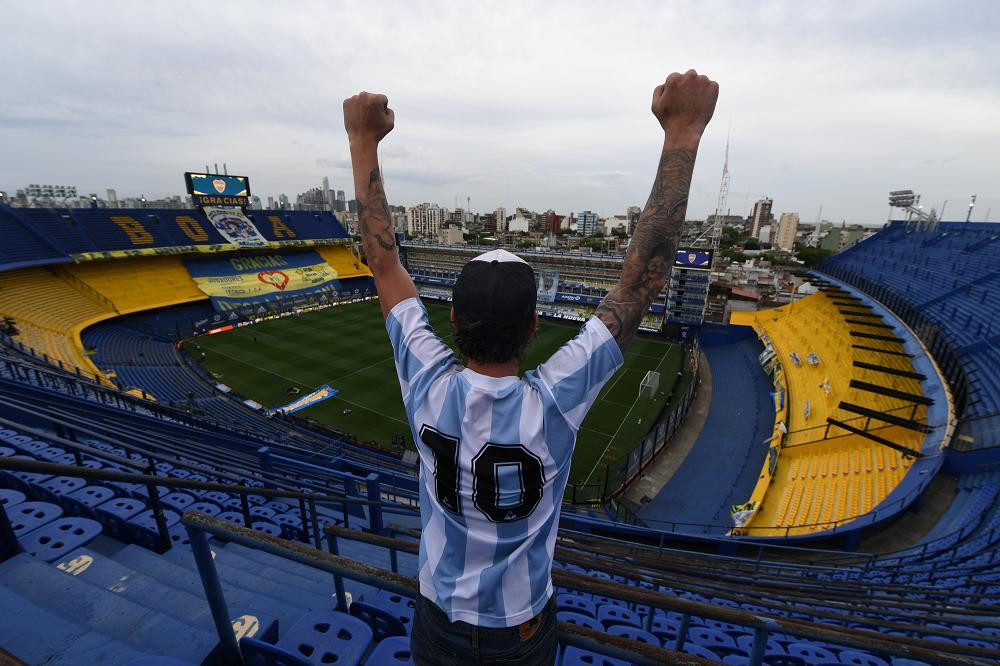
[62,257,206,314]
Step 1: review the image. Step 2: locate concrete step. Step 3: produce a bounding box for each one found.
[167,542,328,596]
[0,585,154,666]
[116,543,334,612]
[0,554,217,662]
[218,536,412,602]
[53,546,299,636]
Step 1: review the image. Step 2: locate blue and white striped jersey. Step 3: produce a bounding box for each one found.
[385,297,624,627]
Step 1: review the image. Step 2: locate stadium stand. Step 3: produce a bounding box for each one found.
[3,210,1000,663]
[0,266,116,379]
[820,220,1000,450]
[728,282,950,537]
[62,257,207,315]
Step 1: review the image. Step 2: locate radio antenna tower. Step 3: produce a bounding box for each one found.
[703,128,731,269]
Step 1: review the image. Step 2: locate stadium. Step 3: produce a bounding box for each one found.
[0,186,999,666]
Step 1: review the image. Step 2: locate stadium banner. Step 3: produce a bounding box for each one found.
[267,385,339,416]
[730,500,757,529]
[536,269,560,303]
[67,237,351,263]
[186,250,343,311]
[203,206,268,248]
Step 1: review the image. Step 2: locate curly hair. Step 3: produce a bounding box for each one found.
[454,312,535,365]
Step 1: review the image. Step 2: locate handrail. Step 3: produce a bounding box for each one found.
[181,512,695,666]
[0,397,364,503]
[0,457,378,507]
[0,455,388,551]
[394,523,1000,612]
[324,524,995,665]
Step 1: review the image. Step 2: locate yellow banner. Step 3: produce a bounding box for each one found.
[67,238,350,264]
[189,255,340,300]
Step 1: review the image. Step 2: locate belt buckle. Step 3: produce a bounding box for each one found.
[517,611,543,642]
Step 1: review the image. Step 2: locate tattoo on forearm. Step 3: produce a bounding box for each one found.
[357,168,397,257]
[595,147,696,352]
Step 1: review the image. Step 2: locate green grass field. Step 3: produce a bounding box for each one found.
[184,300,683,484]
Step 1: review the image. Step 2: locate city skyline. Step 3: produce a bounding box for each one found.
[2,2,998,224]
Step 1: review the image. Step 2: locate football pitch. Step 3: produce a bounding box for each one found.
[185,299,686,484]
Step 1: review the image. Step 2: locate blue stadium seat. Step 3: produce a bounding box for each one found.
[597,604,641,630]
[251,521,281,537]
[364,636,413,665]
[560,646,630,666]
[368,591,415,634]
[0,445,16,457]
[0,489,25,508]
[8,500,62,536]
[187,500,222,516]
[274,610,373,666]
[606,624,659,645]
[34,475,87,503]
[686,626,742,657]
[161,492,197,512]
[274,512,307,541]
[786,642,837,662]
[835,650,890,666]
[556,611,603,632]
[682,643,722,660]
[128,509,181,551]
[18,517,102,562]
[62,485,116,519]
[348,600,406,642]
[240,638,311,666]
[556,593,597,618]
[95,496,147,540]
[168,523,191,549]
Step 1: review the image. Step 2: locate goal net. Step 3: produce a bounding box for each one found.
[639,370,660,400]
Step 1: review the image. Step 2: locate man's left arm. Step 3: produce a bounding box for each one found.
[344,92,418,318]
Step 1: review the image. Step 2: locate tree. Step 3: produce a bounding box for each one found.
[796,247,833,268]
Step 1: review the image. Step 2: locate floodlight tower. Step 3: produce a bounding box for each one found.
[889,189,934,230]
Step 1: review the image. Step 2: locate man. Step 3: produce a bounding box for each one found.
[343,69,718,665]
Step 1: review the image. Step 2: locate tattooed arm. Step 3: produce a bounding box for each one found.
[595,70,718,352]
[344,92,418,318]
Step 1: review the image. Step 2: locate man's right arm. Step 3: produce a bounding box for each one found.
[595,70,718,353]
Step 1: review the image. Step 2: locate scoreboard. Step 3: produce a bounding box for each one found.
[185,172,251,207]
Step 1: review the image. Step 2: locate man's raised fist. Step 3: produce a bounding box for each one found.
[651,70,719,140]
[343,92,395,146]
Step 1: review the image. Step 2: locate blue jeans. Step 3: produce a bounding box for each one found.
[410,594,557,666]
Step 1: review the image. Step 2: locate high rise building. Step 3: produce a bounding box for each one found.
[750,197,773,239]
[322,177,333,211]
[406,203,447,237]
[495,207,507,233]
[775,212,799,250]
[106,189,118,208]
[627,206,642,235]
[577,210,598,236]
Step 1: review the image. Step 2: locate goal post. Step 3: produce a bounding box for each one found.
[639,370,660,400]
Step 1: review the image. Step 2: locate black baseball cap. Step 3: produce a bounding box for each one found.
[452,249,536,326]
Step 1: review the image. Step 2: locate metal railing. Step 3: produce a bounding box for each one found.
[567,340,701,505]
[182,512,695,666]
[0,452,397,555]
[316,522,996,666]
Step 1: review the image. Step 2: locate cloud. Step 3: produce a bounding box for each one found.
[0,0,997,222]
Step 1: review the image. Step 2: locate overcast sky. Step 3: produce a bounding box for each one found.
[2,1,998,224]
